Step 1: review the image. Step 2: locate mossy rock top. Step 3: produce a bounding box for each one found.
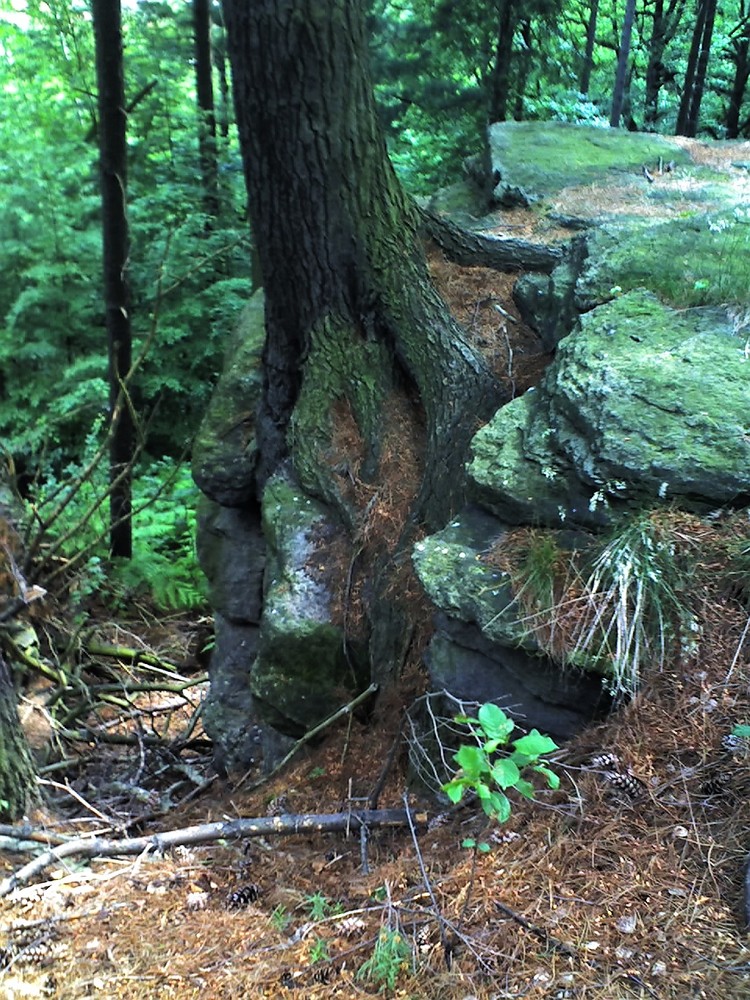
[489,122,691,202]
[469,290,750,527]
[578,211,750,309]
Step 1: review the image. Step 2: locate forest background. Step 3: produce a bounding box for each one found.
[1,0,749,619]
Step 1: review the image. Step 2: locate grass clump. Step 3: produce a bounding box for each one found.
[496,511,704,696]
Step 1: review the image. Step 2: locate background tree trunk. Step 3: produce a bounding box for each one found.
[0,653,36,820]
[685,0,717,136]
[580,0,600,95]
[725,17,750,138]
[490,1,516,123]
[676,0,708,135]
[221,0,503,687]
[193,0,220,220]
[609,0,636,127]
[93,0,133,559]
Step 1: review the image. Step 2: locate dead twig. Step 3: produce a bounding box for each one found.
[237,681,379,790]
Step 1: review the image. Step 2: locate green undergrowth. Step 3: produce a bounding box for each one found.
[29,428,205,613]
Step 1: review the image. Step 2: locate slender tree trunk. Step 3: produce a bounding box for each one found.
[644,0,666,128]
[676,0,707,134]
[610,0,636,127]
[580,0,600,94]
[685,0,717,136]
[489,0,516,123]
[513,18,533,120]
[93,0,133,559]
[725,28,750,138]
[0,653,36,821]
[193,0,220,220]
[221,0,502,689]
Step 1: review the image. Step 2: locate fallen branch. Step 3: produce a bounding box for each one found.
[0,808,428,898]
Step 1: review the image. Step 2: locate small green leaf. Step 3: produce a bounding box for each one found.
[487,791,511,823]
[443,781,465,804]
[513,730,559,758]
[454,744,486,779]
[478,842,491,853]
[732,724,750,738]
[461,837,476,849]
[534,764,560,789]
[478,703,515,741]
[476,781,492,800]
[514,778,536,800]
[491,758,520,789]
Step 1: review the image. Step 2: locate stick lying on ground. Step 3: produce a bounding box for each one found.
[0,808,428,898]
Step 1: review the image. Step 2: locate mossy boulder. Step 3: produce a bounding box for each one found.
[469,290,750,528]
[489,121,691,205]
[577,212,750,310]
[192,290,265,508]
[250,469,364,735]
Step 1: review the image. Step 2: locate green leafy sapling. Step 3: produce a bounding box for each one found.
[442,703,560,825]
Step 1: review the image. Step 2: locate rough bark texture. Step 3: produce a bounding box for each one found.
[489,1,515,123]
[223,0,502,526]
[212,0,504,740]
[0,653,36,821]
[422,210,565,274]
[93,0,133,559]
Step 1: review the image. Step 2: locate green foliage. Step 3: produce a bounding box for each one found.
[308,936,330,964]
[356,928,413,992]
[0,0,250,472]
[304,892,341,921]
[269,905,291,932]
[442,703,559,823]
[733,724,750,738]
[31,428,205,612]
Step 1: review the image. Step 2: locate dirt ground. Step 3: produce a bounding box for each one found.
[2,137,750,999]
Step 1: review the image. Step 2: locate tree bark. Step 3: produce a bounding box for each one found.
[0,653,36,821]
[92,0,133,559]
[220,0,503,696]
[223,0,502,523]
[609,0,636,128]
[193,0,220,220]
[725,15,750,139]
[580,0,600,95]
[676,0,708,135]
[490,1,516,123]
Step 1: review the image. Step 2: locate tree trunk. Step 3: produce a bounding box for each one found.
[221,0,503,691]
[193,0,220,220]
[489,0,516,123]
[0,653,36,821]
[725,24,750,138]
[92,0,133,559]
[643,0,686,129]
[609,0,636,127]
[676,0,708,135]
[580,0,600,94]
[685,0,717,136]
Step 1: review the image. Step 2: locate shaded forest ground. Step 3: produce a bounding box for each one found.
[2,140,750,999]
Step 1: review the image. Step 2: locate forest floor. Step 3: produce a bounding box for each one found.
[2,137,750,1000]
